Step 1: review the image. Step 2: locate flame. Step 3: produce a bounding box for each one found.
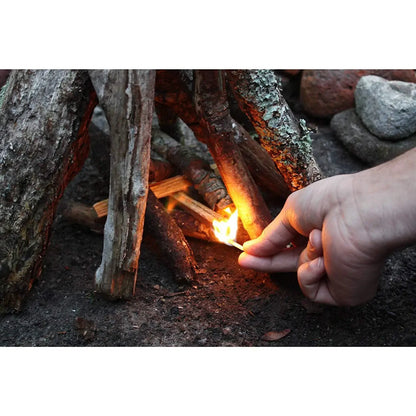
[212,208,239,245]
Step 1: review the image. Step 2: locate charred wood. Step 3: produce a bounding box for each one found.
[144,191,197,285]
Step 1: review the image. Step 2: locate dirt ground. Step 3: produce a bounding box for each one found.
[1,79,416,347]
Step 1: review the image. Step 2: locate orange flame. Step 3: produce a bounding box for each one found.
[212,208,239,245]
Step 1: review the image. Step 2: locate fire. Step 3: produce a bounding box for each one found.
[212,207,239,246]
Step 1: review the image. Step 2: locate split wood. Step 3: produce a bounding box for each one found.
[93,175,192,218]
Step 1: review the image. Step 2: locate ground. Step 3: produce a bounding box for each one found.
[1,88,416,347]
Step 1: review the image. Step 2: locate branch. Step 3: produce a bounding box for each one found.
[89,70,156,298]
[226,70,322,190]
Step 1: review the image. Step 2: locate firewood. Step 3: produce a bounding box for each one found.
[226,70,322,190]
[61,200,105,234]
[144,190,197,285]
[169,209,218,242]
[62,194,250,251]
[233,122,290,198]
[61,199,218,243]
[193,70,272,239]
[0,70,97,313]
[152,127,233,210]
[89,70,155,299]
[155,70,289,199]
[88,121,173,186]
[92,175,192,219]
[149,151,174,183]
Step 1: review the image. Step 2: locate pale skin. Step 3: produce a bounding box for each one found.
[238,148,416,306]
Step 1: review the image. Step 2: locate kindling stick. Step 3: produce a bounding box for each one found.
[93,175,192,218]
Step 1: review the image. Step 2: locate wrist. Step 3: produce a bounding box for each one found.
[351,150,416,255]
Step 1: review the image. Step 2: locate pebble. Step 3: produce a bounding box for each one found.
[330,109,416,165]
[222,327,232,335]
[355,75,416,140]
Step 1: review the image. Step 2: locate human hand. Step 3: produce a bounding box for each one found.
[238,174,387,306]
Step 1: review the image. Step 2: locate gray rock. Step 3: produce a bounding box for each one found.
[330,109,416,166]
[355,75,416,140]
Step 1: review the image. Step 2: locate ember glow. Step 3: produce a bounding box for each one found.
[212,208,243,250]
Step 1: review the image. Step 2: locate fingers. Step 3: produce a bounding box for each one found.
[238,246,303,273]
[243,209,299,257]
[297,256,338,305]
[297,229,323,268]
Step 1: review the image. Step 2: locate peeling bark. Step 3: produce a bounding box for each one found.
[0,70,96,313]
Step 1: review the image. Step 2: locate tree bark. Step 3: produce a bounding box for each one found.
[226,70,322,191]
[0,70,97,313]
[193,70,272,238]
[89,70,155,298]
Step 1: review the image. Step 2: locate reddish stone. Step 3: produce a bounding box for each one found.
[0,70,11,88]
[282,70,301,76]
[300,69,416,118]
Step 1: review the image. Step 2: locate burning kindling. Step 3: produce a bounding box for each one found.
[212,208,244,251]
[89,176,246,250]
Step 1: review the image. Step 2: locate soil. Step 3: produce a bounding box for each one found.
[1,76,416,347]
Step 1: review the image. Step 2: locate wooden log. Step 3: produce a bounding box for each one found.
[61,199,217,243]
[144,190,197,284]
[89,70,155,298]
[155,70,207,142]
[169,209,218,242]
[193,70,272,239]
[0,70,97,313]
[89,120,173,186]
[61,200,105,233]
[226,70,322,191]
[155,70,289,199]
[152,127,233,210]
[149,151,174,183]
[232,122,290,198]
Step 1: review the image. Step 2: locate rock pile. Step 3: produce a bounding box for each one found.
[300,70,416,119]
[331,75,416,165]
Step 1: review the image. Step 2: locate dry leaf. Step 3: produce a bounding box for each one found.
[261,329,291,342]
